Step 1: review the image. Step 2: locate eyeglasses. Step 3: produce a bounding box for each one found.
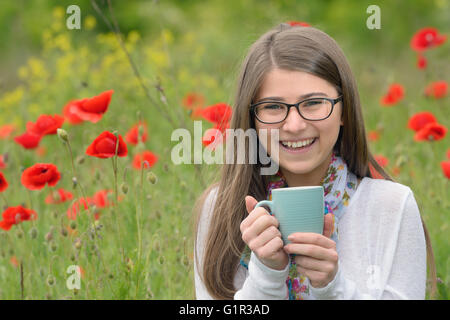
[250,96,343,124]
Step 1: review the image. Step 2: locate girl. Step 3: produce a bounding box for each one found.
[194,23,436,300]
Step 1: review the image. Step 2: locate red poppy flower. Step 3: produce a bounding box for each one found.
[86,131,128,158]
[441,161,450,179]
[417,53,427,69]
[62,99,86,125]
[414,122,447,142]
[368,162,384,180]
[200,103,233,125]
[407,111,437,132]
[287,21,310,27]
[92,190,113,208]
[410,27,447,51]
[66,90,114,123]
[0,206,37,231]
[424,81,448,99]
[125,122,148,146]
[182,92,205,110]
[21,163,61,190]
[368,130,380,142]
[380,84,405,106]
[14,131,42,149]
[202,128,224,150]
[67,197,95,220]
[374,155,389,168]
[0,172,8,192]
[0,124,16,139]
[45,188,74,204]
[0,155,6,169]
[26,114,65,136]
[132,150,158,169]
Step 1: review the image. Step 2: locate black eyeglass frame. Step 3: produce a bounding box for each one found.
[250,95,343,124]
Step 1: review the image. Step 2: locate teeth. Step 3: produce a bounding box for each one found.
[281,138,315,148]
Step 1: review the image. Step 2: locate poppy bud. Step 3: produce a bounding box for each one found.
[16,229,24,239]
[46,275,55,286]
[94,220,102,230]
[60,228,68,237]
[182,255,189,267]
[76,155,85,165]
[120,182,129,194]
[57,128,69,143]
[74,238,82,250]
[50,242,57,252]
[70,221,77,230]
[158,256,165,265]
[29,228,38,239]
[45,231,53,242]
[72,177,78,188]
[126,257,134,271]
[146,172,157,185]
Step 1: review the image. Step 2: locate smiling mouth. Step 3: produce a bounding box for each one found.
[280,138,317,149]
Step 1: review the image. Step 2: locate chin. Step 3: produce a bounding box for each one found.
[280,161,315,175]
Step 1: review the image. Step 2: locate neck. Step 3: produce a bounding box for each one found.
[280,152,333,187]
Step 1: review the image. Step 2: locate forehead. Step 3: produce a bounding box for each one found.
[255,68,337,101]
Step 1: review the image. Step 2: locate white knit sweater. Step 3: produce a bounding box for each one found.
[194,177,427,300]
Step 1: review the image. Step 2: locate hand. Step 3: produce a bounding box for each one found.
[240,196,289,271]
[283,213,338,288]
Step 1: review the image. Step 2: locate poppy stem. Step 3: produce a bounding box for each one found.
[0,192,8,207]
[62,136,117,297]
[134,161,145,298]
[65,140,77,178]
[111,155,125,265]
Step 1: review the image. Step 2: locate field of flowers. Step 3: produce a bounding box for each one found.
[0,0,448,300]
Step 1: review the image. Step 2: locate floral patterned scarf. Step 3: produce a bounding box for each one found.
[240,152,359,299]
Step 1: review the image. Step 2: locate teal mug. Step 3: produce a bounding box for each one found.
[255,186,324,244]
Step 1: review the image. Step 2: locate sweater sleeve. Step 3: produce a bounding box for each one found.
[234,252,290,300]
[310,189,427,300]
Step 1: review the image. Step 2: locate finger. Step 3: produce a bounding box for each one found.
[295,265,328,287]
[248,226,281,251]
[294,255,330,272]
[240,206,270,233]
[323,213,335,238]
[257,236,285,260]
[242,214,279,243]
[287,232,336,249]
[284,243,330,260]
[245,196,258,214]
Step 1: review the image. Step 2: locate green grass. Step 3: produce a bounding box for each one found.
[0,0,448,299]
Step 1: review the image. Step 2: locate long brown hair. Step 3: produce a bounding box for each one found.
[194,23,436,299]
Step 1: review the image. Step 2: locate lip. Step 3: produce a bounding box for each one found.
[279,137,317,154]
[280,137,317,142]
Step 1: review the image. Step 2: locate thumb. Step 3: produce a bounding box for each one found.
[323,213,335,238]
[245,196,258,214]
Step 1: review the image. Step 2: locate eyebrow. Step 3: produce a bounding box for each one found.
[257,92,329,102]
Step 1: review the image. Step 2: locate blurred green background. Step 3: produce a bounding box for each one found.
[0,0,448,300]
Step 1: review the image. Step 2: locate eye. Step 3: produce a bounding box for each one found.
[303,99,326,107]
[261,103,283,110]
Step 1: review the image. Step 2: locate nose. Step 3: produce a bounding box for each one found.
[281,105,308,131]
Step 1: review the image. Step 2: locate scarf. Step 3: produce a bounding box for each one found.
[239,152,359,299]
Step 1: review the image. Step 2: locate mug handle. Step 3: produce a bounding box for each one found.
[254,200,274,215]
